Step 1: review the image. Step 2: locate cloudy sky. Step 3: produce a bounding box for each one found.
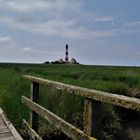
[0,0,140,66]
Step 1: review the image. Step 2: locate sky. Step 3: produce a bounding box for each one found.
[0,0,140,66]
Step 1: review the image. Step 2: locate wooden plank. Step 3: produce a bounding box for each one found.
[0,132,14,139]
[0,114,13,140]
[22,119,43,140]
[0,109,15,140]
[0,137,15,140]
[23,75,140,111]
[0,120,5,125]
[0,119,5,125]
[30,82,39,133]
[0,137,14,140]
[0,126,10,133]
[22,96,96,140]
[0,108,23,140]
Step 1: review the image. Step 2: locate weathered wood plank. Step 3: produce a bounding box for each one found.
[0,127,10,133]
[0,132,14,139]
[23,75,140,111]
[84,99,93,136]
[0,138,15,140]
[0,137,15,140]
[0,112,14,140]
[22,119,43,140]
[22,96,96,140]
[0,119,5,125]
[0,108,23,140]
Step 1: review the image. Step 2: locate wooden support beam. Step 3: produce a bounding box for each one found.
[84,99,93,136]
[30,82,39,133]
[83,99,101,139]
[22,96,96,140]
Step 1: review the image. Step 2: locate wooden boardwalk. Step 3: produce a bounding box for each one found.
[0,108,23,140]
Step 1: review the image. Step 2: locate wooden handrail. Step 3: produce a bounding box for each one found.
[24,75,140,111]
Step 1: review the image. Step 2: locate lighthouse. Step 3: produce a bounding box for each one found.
[65,44,69,62]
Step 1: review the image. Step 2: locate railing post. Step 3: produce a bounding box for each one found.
[30,81,39,133]
[83,98,101,138]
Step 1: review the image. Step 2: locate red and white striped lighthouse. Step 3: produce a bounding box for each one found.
[65,44,69,62]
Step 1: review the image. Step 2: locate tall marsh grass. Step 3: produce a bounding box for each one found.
[0,63,140,139]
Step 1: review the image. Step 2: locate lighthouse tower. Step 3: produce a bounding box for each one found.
[65,44,69,62]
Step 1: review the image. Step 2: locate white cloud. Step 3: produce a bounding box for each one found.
[31,19,76,35]
[0,0,122,40]
[0,36,12,43]
[124,21,140,26]
[20,47,64,58]
[1,13,139,41]
[121,29,140,34]
[1,16,121,40]
[94,17,114,22]
[21,47,45,54]
[84,12,114,22]
[62,28,120,40]
[0,0,83,14]
[0,0,52,12]
[21,47,32,52]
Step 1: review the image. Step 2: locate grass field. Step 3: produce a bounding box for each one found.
[0,63,140,139]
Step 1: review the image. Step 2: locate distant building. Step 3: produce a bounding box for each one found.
[58,58,64,63]
[70,58,78,64]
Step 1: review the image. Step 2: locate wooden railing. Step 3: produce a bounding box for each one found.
[22,75,140,140]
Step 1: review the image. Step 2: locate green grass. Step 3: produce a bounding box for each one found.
[0,67,30,128]
[0,63,140,139]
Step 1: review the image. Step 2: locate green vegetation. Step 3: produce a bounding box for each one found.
[0,63,140,139]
